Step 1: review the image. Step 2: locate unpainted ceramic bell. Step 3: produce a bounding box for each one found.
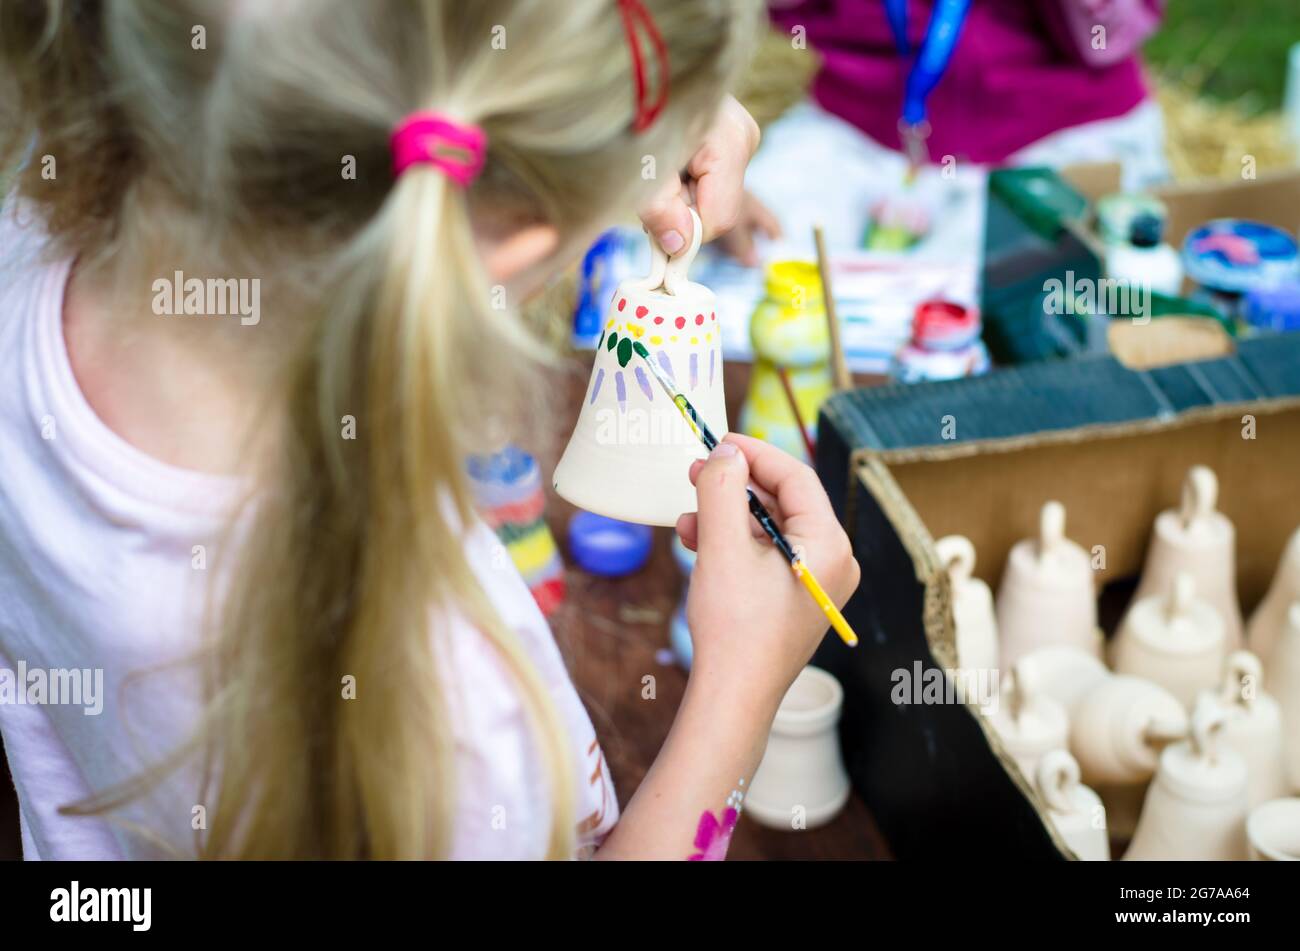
[1125,694,1249,861]
[996,501,1100,666]
[1214,651,1290,808]
[1019,645,1109,716]
[1246,526,1300,670]
[1036,750,1110,861]
[1132,465,1243,650]
[1273,603,1300,791]
[986,662,1069,784]
[1070,674,1187,787]
[935,535,998,674]
[1247,798,1300,860]
[1113,572,1226,710]
[553,209,727,527]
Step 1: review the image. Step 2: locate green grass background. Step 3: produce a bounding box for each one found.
[1145,0,1300,113]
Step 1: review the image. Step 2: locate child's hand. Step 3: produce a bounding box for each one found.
[638,95,761,257]
[675,434,860,716]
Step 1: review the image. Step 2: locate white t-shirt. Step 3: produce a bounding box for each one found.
[0,199,617,859]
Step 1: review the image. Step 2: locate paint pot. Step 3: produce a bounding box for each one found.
[467,445,565,616]
[1247,797,1300,860]
[738,260,832,462]
[745,666,850,830]
[566,511,652,577]
[1182,219,1299,323]
[892,299,990,384]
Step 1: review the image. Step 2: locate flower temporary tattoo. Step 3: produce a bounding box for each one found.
[687,778,746,861]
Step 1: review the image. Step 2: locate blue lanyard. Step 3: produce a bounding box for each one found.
[883,0,971,156]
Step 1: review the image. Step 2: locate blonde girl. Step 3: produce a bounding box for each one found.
[0,0,858,860]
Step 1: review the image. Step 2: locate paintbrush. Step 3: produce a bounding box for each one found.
[631,341,859,648]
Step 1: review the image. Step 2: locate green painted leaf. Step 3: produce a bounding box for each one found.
[606,332,618,351]
[617,337,633,368]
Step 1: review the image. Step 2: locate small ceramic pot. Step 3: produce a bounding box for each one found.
[1132,466,1243,650]
[1273,603,1300,790]
[1037,750,1110,861]
[935,535,998,674]
[554,209,727,527]
[986,663,1069,784]
[1113,572,1226,710]
[745,666,850,830]
[1125,695,1249,861]
[1247,798,1300,860]
[996,501,1101,666]
[1215,651,1290,808]
[1070,674,1188,787]
[1247,527,1300,669]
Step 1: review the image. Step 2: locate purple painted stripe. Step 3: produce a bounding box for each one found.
[657,351,675,385]
[615,371,627,413]
[709,350,716,387]
[689,353,698,390]
[634,366,653,401]
[589,368,605,404]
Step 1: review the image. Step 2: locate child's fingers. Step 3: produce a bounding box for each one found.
[637,178,695,257]
[688,456,781,517]
[721,434,839,538]
[691,442,760,562]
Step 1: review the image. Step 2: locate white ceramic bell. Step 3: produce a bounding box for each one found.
[1113,572,1226,710]
[1125,694,1249,861]
[1018,645,1109,715]
[986,662,1069,784]
[1273,603,1300,791]
[935,535,998,674]
[1215,651,1290,808]
[1247,526,1300,669]
[1036,750,1110,861]
[996,501,1101,666]
[1070,674,1187,787]
[1247,798,1300,860]
[553,209,727,526]
[1132,465,1243,650]
[745,666,851,830]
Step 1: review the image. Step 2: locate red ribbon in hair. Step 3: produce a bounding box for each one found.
[616,0,669,133]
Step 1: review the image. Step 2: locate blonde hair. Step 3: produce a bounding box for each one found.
[1,0,758,858]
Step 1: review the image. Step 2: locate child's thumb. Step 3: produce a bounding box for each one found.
[694,442,753,560]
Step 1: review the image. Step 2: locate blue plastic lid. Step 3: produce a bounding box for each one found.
[567,511,654,577]
[1244,280,1300,332]
[1182,219,1298,294]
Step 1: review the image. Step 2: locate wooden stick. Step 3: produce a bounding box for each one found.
[813,225,852,392]
[776,366,817,463]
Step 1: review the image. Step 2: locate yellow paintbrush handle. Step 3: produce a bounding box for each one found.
[792,560,859,648]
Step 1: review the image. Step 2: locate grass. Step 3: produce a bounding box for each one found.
[1144,1,1300,114]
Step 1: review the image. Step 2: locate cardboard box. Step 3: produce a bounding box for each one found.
[813,332,1300,859]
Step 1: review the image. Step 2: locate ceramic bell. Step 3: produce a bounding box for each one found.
[1132,465,1243,650]
[996,501,1101,666]
[1070,674,1187,787]
[1246,526,1300,669]
[1273,603,1300,791]
[934,535,998,674]
[1215,651,1290,808]
[1036,750,1110,861]
[1113,572,1226,710]
[745,666,851,829]
[1247,798,1300,860]
[1125,694,1249,861]
[1019,645,1109,716]
[986,662,1069,784]
[553,209,726,527]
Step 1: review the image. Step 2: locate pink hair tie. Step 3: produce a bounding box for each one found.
[391,112,487,187]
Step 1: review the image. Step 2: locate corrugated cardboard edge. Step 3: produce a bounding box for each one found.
[849,454,1081,861]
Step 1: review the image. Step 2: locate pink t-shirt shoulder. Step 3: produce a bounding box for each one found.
[0,198,616,859]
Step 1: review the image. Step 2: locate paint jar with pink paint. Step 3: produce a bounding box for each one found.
[744,666,850,830]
